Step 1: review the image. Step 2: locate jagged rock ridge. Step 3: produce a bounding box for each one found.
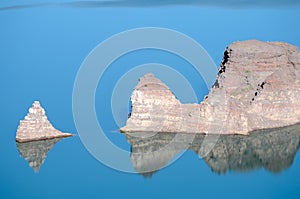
[16,101,72,142]
[121,40,300,135]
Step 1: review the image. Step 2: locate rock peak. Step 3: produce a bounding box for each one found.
[16,101,72,142]
[26,101,46,120]
[136,73,170,90]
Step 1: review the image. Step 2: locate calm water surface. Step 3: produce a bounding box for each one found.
[1,1,300,198]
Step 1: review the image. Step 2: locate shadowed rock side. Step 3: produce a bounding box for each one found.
[125,123,300,175]
[16,101,72,142]
[120,40,300,135]
[16,138,63,172]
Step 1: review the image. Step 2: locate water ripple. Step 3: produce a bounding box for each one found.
[1,0,300,11]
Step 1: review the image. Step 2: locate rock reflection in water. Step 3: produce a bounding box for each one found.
[124,124,300,176]
[16,138,64,172]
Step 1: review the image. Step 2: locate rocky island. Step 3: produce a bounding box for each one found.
[121,40,300,135]
[16,101,72,142]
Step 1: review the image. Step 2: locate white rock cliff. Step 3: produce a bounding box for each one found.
[121,40,300,135]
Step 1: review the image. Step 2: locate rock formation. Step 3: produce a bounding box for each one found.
[120,40,300,135]
[16,138,63,172]
[16,101,72,142]
[125,123,300,175]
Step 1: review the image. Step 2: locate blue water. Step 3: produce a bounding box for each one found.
[1,1,300,198]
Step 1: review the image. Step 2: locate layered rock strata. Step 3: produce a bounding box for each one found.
[16,101,72,142]
[121,40,300,135]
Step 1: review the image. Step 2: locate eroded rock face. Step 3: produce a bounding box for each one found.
[16,101,72,142]
[121,40,300,135]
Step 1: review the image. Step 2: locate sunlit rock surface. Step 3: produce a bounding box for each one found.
[125,123,300,175]
[16,101,72,142]
[121,40,300,135]
[16,138,64,172]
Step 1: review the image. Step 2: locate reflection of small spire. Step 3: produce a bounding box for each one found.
[16,138,63,173]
